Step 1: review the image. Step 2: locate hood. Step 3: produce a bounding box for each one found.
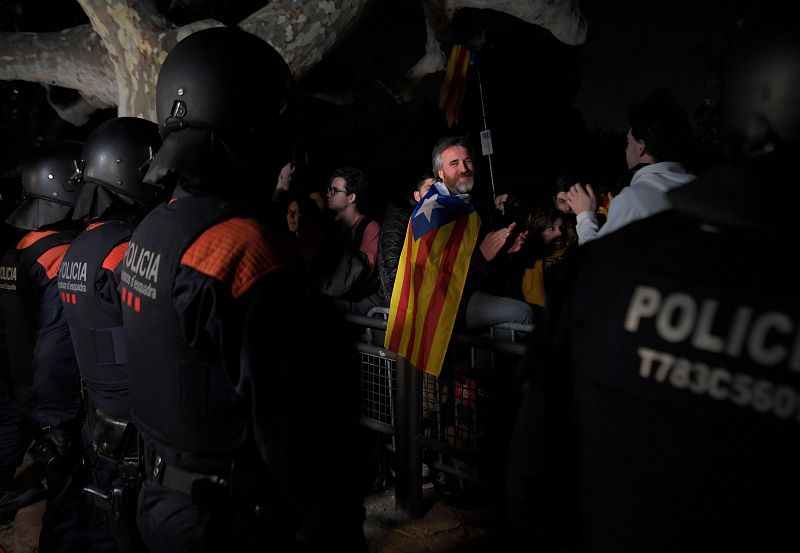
[632,161,697,191]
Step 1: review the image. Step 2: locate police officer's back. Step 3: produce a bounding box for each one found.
[507,20,800,553]
[120,28,366,552]
[0,194,45,521]
[3,141,89,552]
[59,116,163,553]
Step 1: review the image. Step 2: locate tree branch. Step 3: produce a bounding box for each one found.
[0,25,116,105]
[239,0,374,79]
[0,0,586,124]
[77,0,170,50]
[76,0,176,118]
[46,85,112,126]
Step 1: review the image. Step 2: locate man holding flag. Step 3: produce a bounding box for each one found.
[385,136,528,377]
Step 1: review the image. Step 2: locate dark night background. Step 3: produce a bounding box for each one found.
[0,0,767,215]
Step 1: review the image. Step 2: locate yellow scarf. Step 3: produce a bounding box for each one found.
[521,248,566,307]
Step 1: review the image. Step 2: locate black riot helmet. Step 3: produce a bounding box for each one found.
[145,26,294,192]
[719,24,800,160]
[668,18,800,231]
[71,117,163,221]
[6,141,84,230]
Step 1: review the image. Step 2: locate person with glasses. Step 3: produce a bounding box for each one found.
[319,166,381,315]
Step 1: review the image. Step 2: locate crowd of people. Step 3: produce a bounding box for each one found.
[0,12,797,553]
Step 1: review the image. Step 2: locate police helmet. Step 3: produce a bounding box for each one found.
[668,19,800,230]
[6,141,84,230]
[719,25,800,159]
[72,117,162,221]
[156,27,292,139]
[145,27,293,189]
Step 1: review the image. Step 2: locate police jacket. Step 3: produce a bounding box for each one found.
[0,228,35,392]
[508,171,800,551]
[1,229,83,430]
[59,220,133,418]
[121,188,293,473]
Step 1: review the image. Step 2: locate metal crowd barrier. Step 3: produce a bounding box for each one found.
[345,308,531,518]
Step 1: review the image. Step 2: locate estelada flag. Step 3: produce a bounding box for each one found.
[438,44,471,127]
[385,183,481,376]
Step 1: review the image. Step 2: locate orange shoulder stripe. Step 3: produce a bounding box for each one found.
[37,244,70,280]
[102,241,129,272]
[17,230,58,250]
[86,221,106,231]
[180,218,281,299]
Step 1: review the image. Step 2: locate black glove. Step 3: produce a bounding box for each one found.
[28,427,76,474]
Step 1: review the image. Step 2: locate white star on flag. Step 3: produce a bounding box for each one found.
[415,194,443,222]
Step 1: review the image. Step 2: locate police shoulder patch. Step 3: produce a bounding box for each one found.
[37,244,70,280]
[16,230,58,250]
[180,217,280,298]
[102,241,129,272]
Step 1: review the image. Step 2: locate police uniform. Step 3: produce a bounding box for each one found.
[508,179,800,551]
[12,228,90,552]
[59,219,141,553]
[121,189,301,551]
[129,27,367,552]
[0,227,38,512]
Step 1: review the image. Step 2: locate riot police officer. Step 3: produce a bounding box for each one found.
[0,189,45,522]
[59,116,163,553]
[3,141,89,552]
[121,27,366,552]
[507,17,800,553]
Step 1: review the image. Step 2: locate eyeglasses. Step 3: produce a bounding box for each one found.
[327,186,347,195]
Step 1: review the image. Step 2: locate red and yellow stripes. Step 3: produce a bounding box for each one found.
[385,210,480,376]
[438,45,471,128]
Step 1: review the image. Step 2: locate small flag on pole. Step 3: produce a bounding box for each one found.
[438,45,472,127]
[385,183,481,377]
